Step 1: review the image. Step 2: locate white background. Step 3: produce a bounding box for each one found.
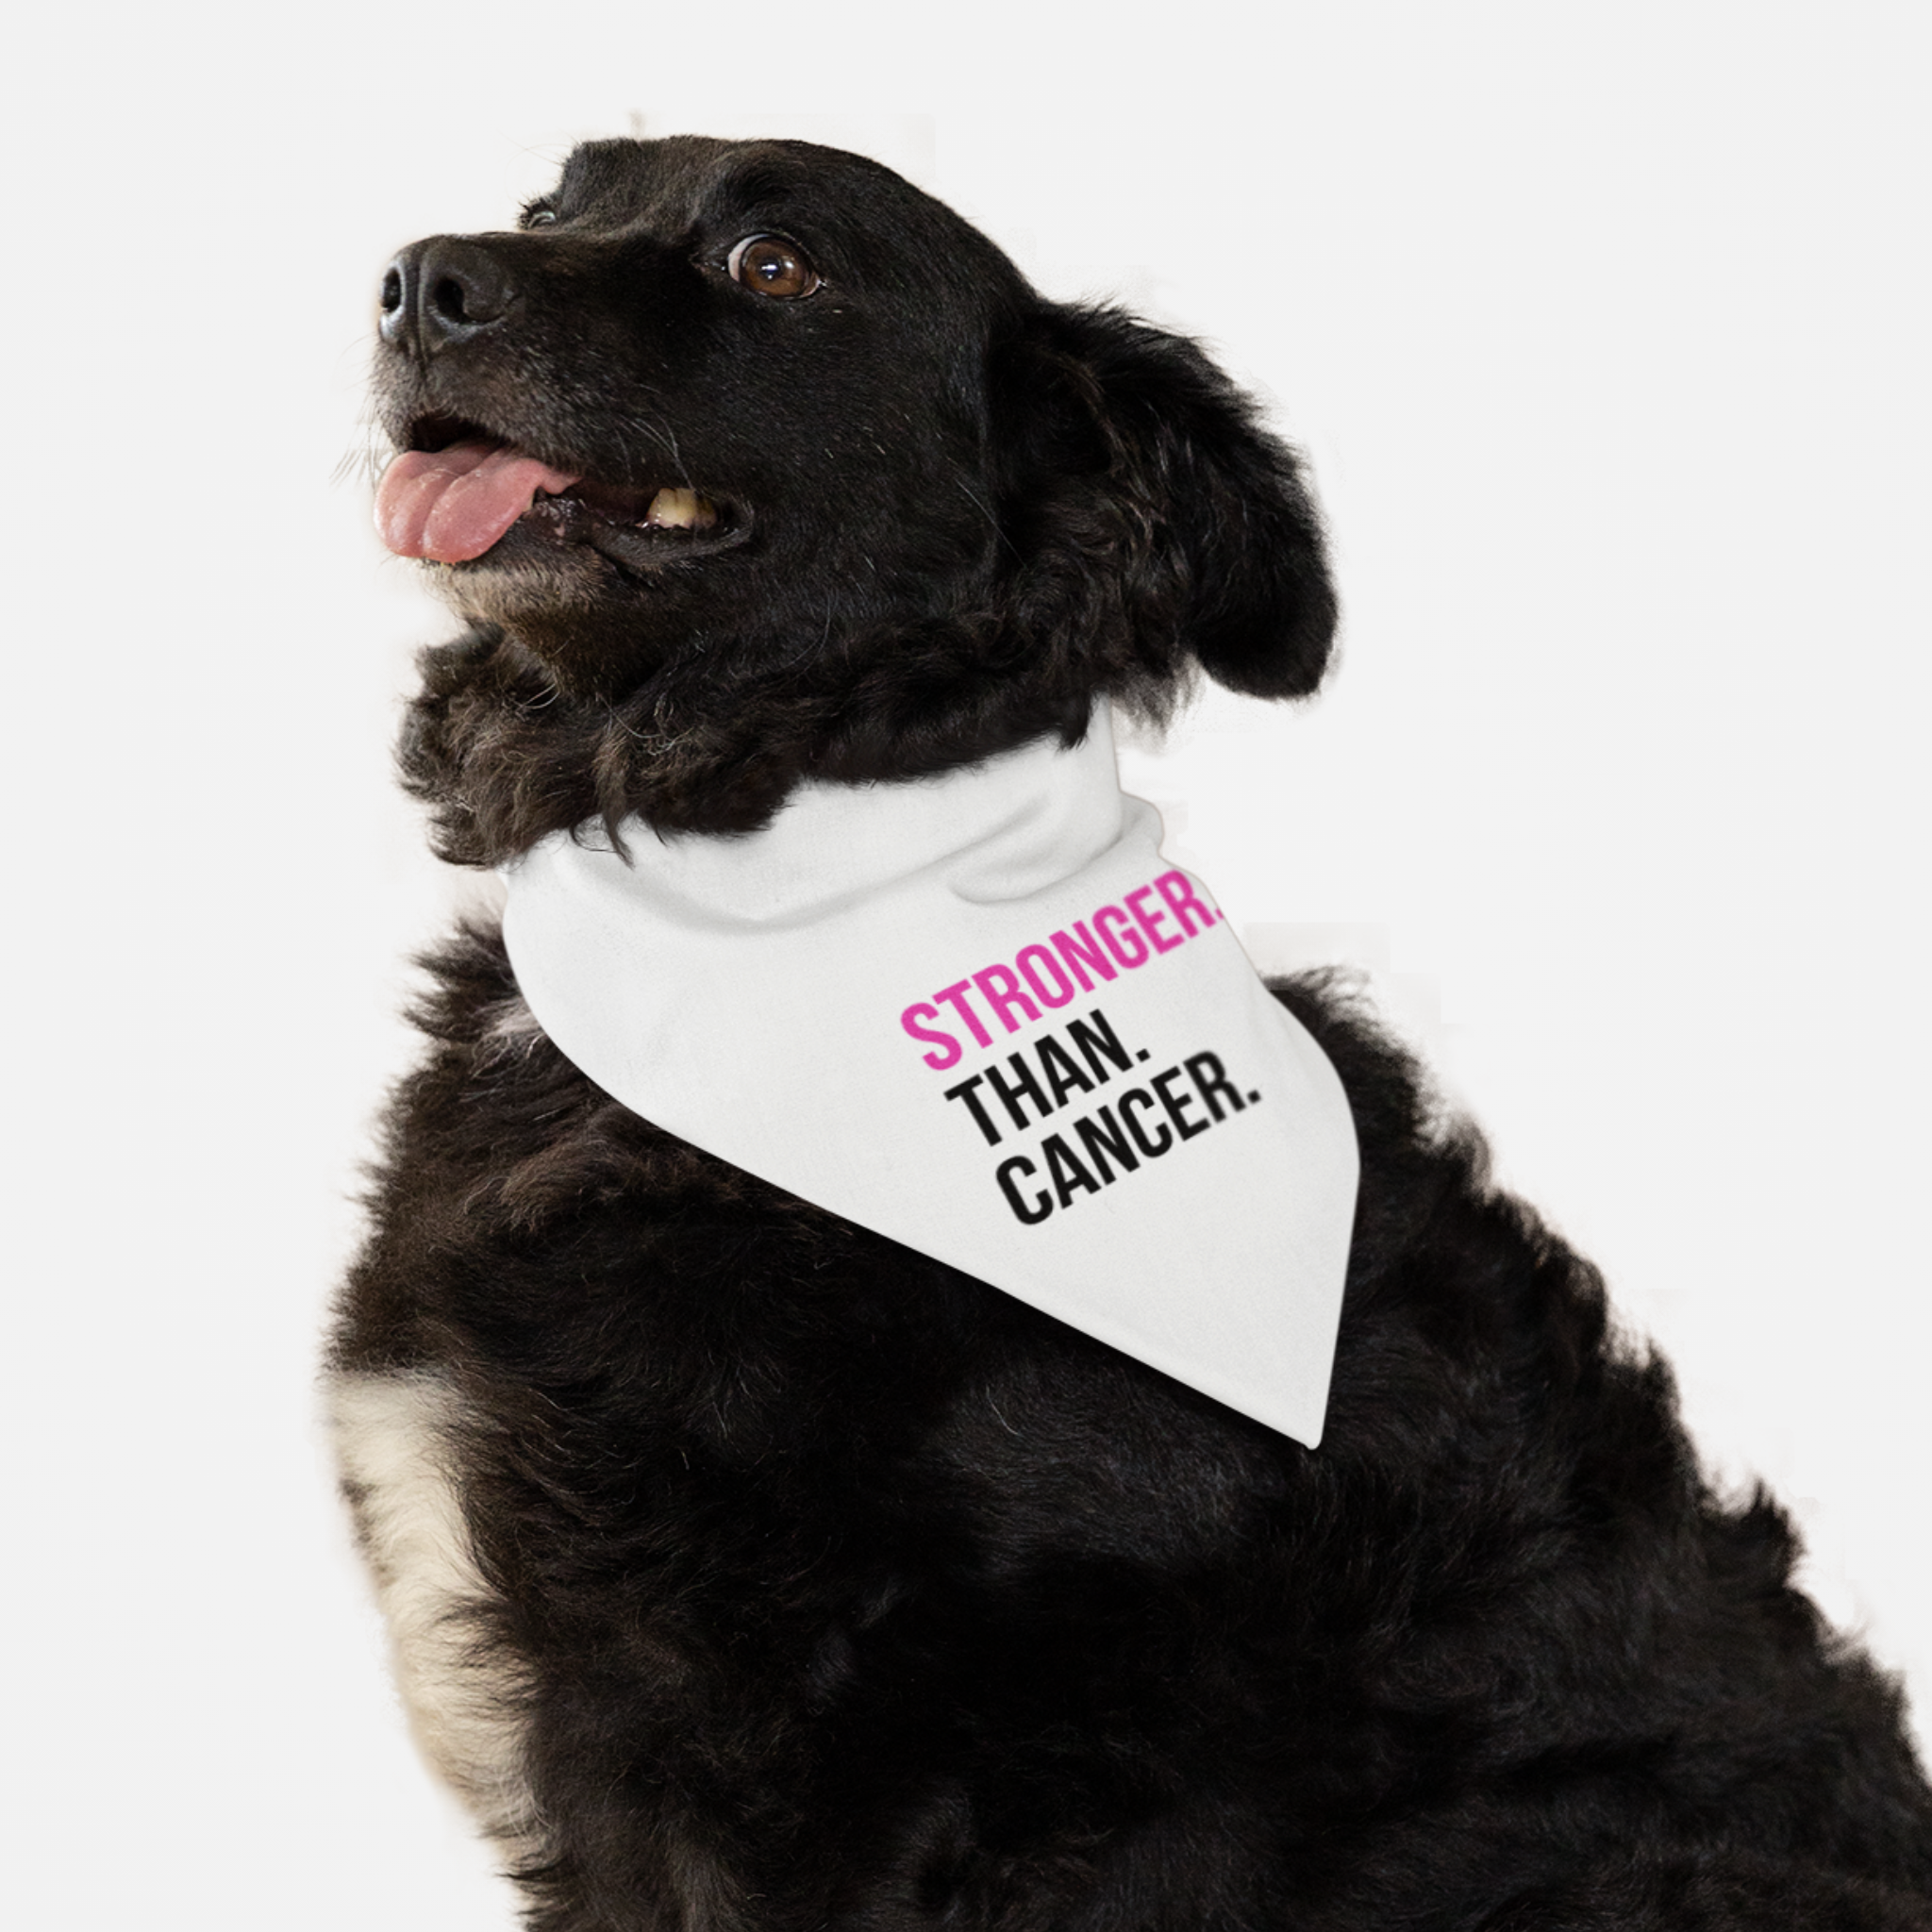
[2,3,1927,1925]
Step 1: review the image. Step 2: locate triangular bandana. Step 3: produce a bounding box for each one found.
[500,708,1358,1447]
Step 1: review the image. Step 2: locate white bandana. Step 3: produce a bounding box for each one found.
[500,708,1357,1447]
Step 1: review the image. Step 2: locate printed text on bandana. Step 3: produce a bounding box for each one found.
[898,869,1218,1067]
[898,870,1259,1224]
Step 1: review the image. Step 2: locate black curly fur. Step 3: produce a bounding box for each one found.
[334,136,1932,1930]
[378,140,1331,859]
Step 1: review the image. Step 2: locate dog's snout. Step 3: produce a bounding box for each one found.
[379,238,516,356]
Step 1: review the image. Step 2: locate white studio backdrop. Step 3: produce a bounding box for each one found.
[2,3,1927,1925]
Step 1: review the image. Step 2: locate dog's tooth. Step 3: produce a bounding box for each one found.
[644,488,717,530]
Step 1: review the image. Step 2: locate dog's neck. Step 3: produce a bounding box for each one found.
[574,707,1130,925]
[500,707,1358,1446]
[401,623,1105,866]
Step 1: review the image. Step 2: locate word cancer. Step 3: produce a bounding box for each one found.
[942,1008,1261,1225]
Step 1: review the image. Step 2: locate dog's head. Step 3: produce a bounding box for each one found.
[373,136,1337,859]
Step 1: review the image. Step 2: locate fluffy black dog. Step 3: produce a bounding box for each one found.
[332,136,1932,1931]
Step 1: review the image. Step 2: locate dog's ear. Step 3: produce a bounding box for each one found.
[999,303,1337,701]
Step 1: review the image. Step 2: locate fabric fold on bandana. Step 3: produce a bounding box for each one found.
[500,707,1358,1447]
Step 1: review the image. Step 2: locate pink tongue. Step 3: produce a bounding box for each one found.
[375,441,583,562]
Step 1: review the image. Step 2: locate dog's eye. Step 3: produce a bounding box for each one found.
[520,203,558,230]
[727,235,820,299]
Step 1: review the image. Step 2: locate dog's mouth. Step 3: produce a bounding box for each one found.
[375,416,747,572]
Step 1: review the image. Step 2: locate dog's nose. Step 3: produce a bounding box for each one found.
[379,238,516,355]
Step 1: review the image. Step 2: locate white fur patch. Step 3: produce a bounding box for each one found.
[329,1370,543,1861]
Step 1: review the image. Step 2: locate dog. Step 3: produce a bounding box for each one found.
[332,135,1932,1930]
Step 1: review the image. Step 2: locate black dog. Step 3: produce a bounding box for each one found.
[333,136,1932,1930]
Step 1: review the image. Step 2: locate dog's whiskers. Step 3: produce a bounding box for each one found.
[335,411,393,491]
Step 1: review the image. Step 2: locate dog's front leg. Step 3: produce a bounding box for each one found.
[330,1368,547,1866]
